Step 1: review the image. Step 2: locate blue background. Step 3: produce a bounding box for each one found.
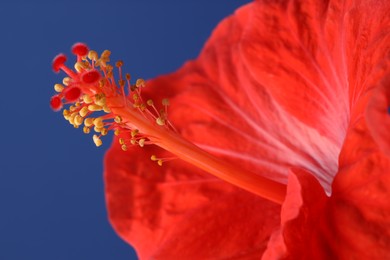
[0,1,249,259]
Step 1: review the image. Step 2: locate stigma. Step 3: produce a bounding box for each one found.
[50,43,174,159]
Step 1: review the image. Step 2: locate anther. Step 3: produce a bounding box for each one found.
[83,126,90,134]
[63,77,71,86]
[156,117,166,126]
[83,95,93,104]
[93,135,102,147]
[88,104,103,112]
[79,106,89,117]
[114,116,122,123]
[84,118,94,127]
[74,61,89,72]
[88,50,98,61]
[93,118,104,128]
[138,138,145,147]
[101,128,108,136]
[95,94,106,107]
[162,98,170,106]
[136,78,145,88]
[54,84,64,92]
[74,115,83,126]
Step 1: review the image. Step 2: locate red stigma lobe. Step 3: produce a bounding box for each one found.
[50,95,62,111]
[81,70,101,84]
[72,43,89,57]
[52,54,67,73]
[64,86,81,102]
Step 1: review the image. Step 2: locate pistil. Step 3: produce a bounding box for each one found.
[50,43,287,205]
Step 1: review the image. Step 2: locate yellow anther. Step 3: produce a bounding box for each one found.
[74,115,83,126]
[54,83,64,92]
[88,50,98,61]
[94,93,106,107]
[62,77,71,86]
[88,104,103,112]
[156,117,166,126]
[131,129,139,137]
[118,79,125,87]
[69,105,76,112]
[99,78,106,88]
[93,135,102,147]
[139,103,146,111]
[69,113,77,125]
[114,116,122,123]
[147,99,154,106]
[103,106,111,113]
[101,128,108,136]
[162,98,170,106]
[84,118,94,127]
[114,129,120,136]
[126,73,131,80]
[93,118,104,128]
[119,138,125,145]
[136,78,145,88]
[101,50,111,59]
[79,106,89,117]
[83,95,93,104]
[83,126,90,134]
[74,61,89,72]
[121,144,128,151]
[94,126,102,133]
[130,139,136,145]
[150,155,163,166]
[63,109,70,117]
[115,60,123,67]
[138,138,145,147]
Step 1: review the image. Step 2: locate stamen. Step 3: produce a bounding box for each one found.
[54,84,64,93]
[49,43,287,205]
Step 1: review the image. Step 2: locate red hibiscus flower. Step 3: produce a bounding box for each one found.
[50,0,390,259]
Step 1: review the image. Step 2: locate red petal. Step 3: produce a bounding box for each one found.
[264,78,390,258]
[105,0,390,258]
[105,139,280,259]
[263,168,328,260]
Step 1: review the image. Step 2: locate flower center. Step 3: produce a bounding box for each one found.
[49,43,287,205]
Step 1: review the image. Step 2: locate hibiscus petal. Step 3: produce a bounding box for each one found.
[105,139,281,259]
[147,0,347,192]
[264,78,390,258]
[105,0,390,258]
